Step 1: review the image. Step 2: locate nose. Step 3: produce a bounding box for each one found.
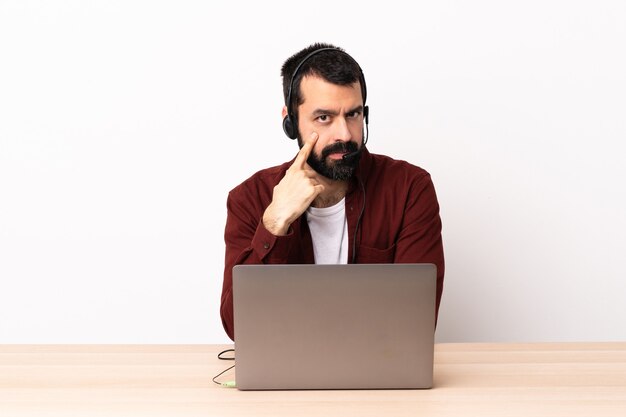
[332,117,352,142]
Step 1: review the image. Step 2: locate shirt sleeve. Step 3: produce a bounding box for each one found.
[220,187,298,341]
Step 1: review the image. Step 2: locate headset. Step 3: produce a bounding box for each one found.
[282,47,369,141]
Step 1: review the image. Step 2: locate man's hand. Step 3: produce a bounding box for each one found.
[262,132,324,236]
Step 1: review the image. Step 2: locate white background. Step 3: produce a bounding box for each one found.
[1,0,625,344]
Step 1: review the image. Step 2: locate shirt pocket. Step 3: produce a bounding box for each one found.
[356,243,396,263]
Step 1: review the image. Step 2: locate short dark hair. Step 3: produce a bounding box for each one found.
[281,43,364,116]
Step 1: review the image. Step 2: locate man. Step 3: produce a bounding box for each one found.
[220,43,444,341]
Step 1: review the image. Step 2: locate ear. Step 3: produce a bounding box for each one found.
[281,106,288,119]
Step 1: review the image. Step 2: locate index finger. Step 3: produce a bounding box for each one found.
[293,132,318,168]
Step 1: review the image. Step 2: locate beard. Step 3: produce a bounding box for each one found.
[304,140,361,181]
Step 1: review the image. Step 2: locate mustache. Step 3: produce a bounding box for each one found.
[320,141,359,159]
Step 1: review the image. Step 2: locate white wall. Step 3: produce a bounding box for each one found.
[1,0,625,343]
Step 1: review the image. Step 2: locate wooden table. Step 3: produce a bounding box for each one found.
[1,343,625,416]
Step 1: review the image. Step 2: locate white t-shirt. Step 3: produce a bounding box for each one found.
[306,198,349,264]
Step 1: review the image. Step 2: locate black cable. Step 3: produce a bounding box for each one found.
[213,348,236,387]
[212,364,236,386]
[217,348,235,360]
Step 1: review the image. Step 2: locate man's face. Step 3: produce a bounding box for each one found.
[286,75,365,180]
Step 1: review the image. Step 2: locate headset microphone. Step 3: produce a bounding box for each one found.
[341,149,360,162]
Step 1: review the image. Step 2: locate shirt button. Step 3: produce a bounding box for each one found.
[350,206,354,211]
[263,243,270,249]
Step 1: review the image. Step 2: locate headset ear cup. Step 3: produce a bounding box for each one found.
[282,115,298,140]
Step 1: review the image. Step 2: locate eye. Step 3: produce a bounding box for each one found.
[347,110,361,119]
[317,114,330,123]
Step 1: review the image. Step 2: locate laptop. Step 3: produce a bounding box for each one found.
[232,263,437,390]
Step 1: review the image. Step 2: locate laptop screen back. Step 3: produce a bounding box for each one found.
[232,263,437,390]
